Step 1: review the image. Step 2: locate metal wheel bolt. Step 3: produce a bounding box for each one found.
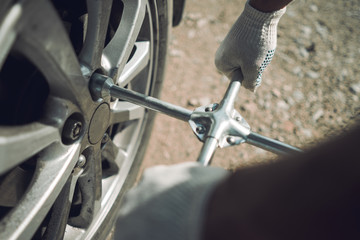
[205,107,213,112]
[235,116,242,122]
[63,119,83,141]
[226,136,236,145]
[77,154,86,168]
[196,126,206,134]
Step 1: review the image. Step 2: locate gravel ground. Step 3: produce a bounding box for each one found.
[141,0,360,171]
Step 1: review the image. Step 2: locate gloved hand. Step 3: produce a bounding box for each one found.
[215,1,286,91]
[114,162,229,240]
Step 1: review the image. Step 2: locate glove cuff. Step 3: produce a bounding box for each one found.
[231,1,286,48]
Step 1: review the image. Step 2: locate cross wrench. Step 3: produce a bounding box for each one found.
[90,73,302,166]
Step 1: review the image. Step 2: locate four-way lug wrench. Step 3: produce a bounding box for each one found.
[90,73,302,166]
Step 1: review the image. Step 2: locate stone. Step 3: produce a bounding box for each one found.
[300,25,312,39]
[306,70,320,79]
[299,47,310,58]
[312,109,324,122]
[301,129,313,138]
[271,89,281,98]
[286,97,295,106]
[315,21,329,39]
[187,98,198,107]
[187,29,196,39]
[277,100,290,110]
[310,4,319,12]
[350,82,360,94]
[196,18,208,28]
[293,90,305,102]
[169,48,184,57]
[292,66,304,77]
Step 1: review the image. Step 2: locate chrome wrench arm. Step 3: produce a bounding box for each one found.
[90,73,302,167]
[246,132,302,155]
[90,73,192,121]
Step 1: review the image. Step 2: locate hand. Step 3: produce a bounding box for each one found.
[215,2,286,92]
[114,162,229,240]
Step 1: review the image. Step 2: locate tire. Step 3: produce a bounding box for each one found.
[0,0,170,239]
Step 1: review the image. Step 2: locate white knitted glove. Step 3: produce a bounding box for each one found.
[114,162,229,240]
[215,1,286,91]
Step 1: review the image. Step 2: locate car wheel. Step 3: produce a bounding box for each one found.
[0,0,170,239]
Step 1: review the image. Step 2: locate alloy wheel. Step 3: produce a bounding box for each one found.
[0,0,168,239]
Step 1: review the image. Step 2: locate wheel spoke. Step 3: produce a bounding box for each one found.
[102,0,146,81]
[118,41,150,87]
[109,101,145,125]
[68,150,102,228]
[102,140,120,164]
[79,0,113,72]
[0,143,80,240]
[0,2,21,69]
[43,167,83,240]
[0,123,60,175]
[101,139,124,177]
[13,0,91,109]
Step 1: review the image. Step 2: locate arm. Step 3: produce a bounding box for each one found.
[203,126,360,240]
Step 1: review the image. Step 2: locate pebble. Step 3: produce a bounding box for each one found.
[277,100,290,110]
[315,21,329,39]
[299,47,310,58]
[292,66,304,77]
[293,90,305,102]
[294,119,303,128]
[300,25,312,39]
[332,90,346,104]
[338,69,349,82]
[258,99,271,110]
[187,29,196,39]
[312,109,324,122]
[306,70,320,79]
[350,82,360,94]
[271,89,281,98]
[301,128,313,138]
[309,4,319,12]
[169,48,185,57]
[187,98,198,107]
[196,18,208,28]
[286,97,295,106]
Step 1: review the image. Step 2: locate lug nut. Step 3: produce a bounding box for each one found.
[196,126,206,134]
[77,154,86,168]
[235,116,242,122]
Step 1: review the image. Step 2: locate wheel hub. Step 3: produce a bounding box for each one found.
[88,103,110,144]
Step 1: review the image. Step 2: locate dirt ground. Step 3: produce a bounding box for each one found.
[142,0,360,170]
